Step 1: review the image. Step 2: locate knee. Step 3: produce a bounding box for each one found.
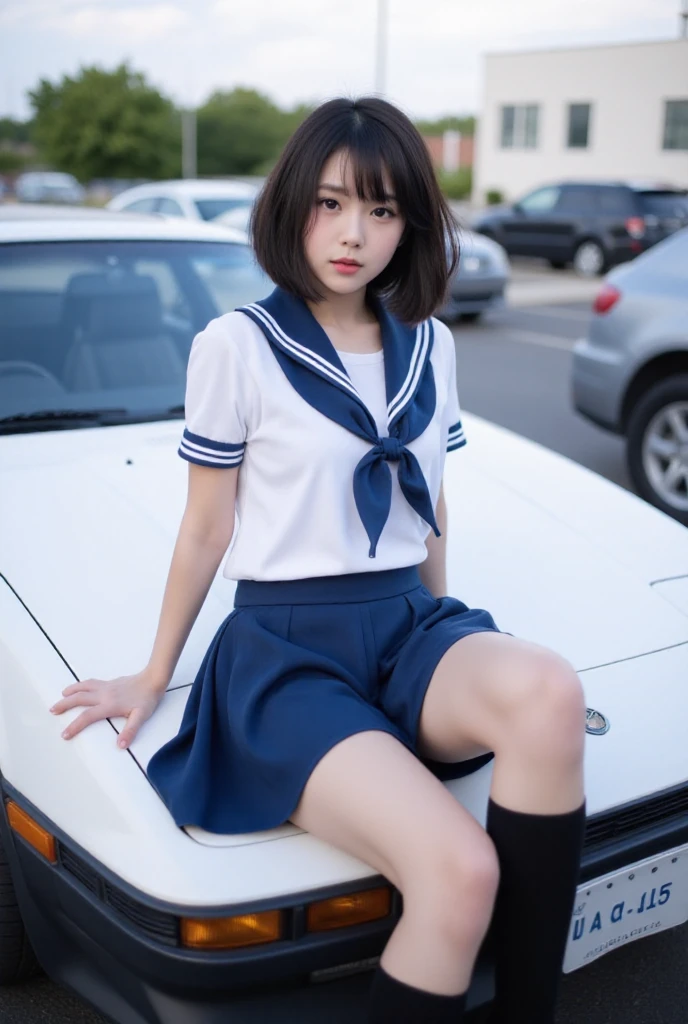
[405,833,500,948]
[506,648,586,758]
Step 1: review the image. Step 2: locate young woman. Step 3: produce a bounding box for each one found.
[50,97,587,1024]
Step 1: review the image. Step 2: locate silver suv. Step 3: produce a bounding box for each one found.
[572,227,688,525]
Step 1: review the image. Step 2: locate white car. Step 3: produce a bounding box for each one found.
[1,213,688,1022]
[107,178,259,224]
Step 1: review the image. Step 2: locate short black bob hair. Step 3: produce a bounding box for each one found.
[251,96,460,326]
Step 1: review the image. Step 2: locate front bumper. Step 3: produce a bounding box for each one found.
[3,776,688,1023]
[571,335,627,433]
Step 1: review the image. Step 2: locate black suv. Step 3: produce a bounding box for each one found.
[472,181,688,276]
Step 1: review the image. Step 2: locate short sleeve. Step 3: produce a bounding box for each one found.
[441,323,466,453]
[178,317,249,469]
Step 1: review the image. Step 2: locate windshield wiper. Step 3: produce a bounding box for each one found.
[0,408,129,433]
[0,406,186,434]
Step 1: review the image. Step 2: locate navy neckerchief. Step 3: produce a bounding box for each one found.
[237,286,439,558]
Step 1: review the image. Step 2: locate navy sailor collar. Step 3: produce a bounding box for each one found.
[237,286,440,557]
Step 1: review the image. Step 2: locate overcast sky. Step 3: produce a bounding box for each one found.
[0,0,683,121]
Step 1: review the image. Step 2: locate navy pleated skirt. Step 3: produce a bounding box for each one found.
[146,566,502,835]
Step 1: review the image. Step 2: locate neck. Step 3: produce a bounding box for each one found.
[306,285,376,329]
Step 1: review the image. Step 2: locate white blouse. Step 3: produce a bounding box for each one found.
[178,309,466,582]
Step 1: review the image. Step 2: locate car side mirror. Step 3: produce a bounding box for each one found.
[512,202,524,215]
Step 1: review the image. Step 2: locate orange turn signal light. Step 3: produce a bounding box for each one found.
[306,887,392,933]
[180,909,283,950]
[6,801,57,863]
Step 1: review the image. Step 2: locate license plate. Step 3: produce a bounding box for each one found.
[563,842,688,973]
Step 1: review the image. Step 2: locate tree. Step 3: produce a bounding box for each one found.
[415,115,476,136]
[197,88,313,176]
[0,118,32,145]
[28,63,181,181]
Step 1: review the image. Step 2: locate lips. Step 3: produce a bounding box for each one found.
[331,258,362,267]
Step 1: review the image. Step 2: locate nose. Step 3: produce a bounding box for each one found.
[338,206,364,249]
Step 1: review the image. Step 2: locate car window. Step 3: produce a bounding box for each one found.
[194,198,253,222]
[554,187,598,215]
[636,191,688,218]
[0,240,270,430]
[157,197,185,217]
[190,247,270,312]
[597,188,634,216]
[518,186,561,214]
[121,197,158,214]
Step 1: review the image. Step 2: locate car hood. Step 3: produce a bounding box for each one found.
[2,415,688,686]
[3,415,688,852]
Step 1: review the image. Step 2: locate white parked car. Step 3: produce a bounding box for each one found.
[107,178,259,223]
[14,171,86,205]
[1,213,688,1022]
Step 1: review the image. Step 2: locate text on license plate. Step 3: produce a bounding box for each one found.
[563,842,688,973]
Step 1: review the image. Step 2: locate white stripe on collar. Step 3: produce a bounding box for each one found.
[387,321,429,423]
[244,302,359,398]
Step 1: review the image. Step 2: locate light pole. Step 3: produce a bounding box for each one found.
[375,0,388,96]
[181,108,197,179]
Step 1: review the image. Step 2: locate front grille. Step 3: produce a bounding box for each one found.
[58,840,178,945]
[104,882,178,945]
[584,784,688,850]
[60,845,101,895]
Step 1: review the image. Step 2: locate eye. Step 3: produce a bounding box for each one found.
[372,207,395,219]
[318,198,340,211]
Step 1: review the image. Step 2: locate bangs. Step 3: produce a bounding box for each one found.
[251,96,459,324]
[327,119,427,229]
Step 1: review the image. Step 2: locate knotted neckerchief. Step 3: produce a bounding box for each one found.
[237,286,439,558]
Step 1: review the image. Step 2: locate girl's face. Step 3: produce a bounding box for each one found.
[304,149,406,299]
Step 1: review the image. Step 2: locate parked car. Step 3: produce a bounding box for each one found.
[473,181,688,277]
[107,178,259,223]
[572,227,688,526]
[437,228,510,323]
[1,212,688,1022]
[14,171,86,205]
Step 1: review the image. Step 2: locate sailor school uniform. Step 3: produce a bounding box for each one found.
[146,287,501,835]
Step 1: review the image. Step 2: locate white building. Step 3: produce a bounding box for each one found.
[472,39,688,206]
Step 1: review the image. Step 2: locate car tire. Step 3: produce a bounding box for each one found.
[0,829,41,985]
[626,375,688,527]
[461,312,482,323]
[572,239,607,277]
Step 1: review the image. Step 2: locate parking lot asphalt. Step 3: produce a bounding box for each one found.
[2,259,686,1024]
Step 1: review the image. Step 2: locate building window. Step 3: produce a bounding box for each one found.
[500,105,539,148]
[663,100,688,150]
[567,103,591,148]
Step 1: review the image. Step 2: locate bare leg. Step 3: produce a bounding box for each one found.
[289,729,499,996]
[416,632,586,812]
[415,631,587,1023]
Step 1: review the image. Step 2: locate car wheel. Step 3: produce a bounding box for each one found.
[572,240,606,277]
[626,375,688,526]
[0,829,41,985]
[461,312,482,323]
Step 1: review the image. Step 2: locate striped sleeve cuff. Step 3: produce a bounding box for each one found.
[447,420,467,453]
[178,427,245,467]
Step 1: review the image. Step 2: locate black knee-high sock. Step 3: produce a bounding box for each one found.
[367,964,467,1023]
[486,798,586,1024]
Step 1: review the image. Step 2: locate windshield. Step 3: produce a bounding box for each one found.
[194,198,254,222]
[0,239,270,432]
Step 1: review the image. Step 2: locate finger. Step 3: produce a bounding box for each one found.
[61,707,109,740]
[117,707,149,749]
[51,692,102,715]
[61,680,98,697]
